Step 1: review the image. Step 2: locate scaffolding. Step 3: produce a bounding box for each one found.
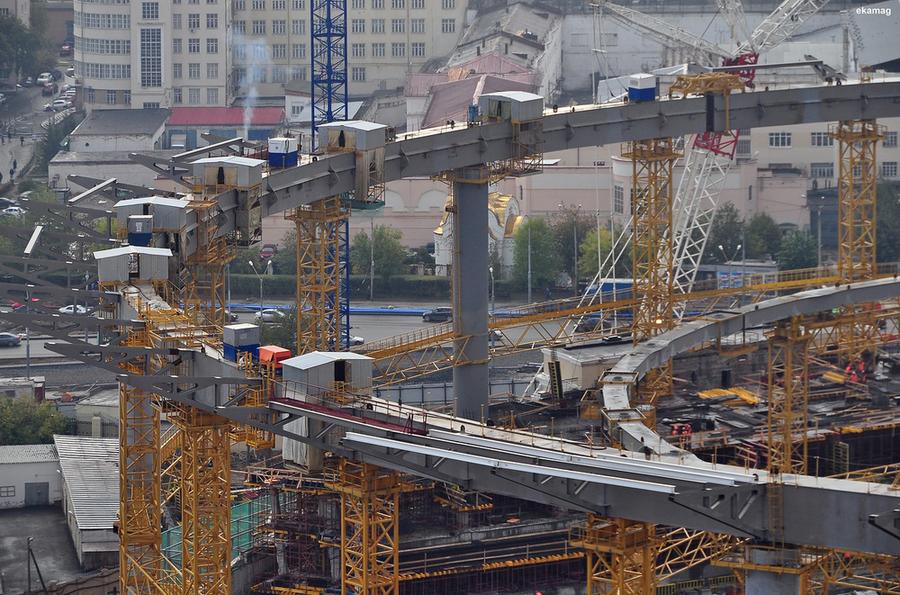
[766,317,811,478]
[571,515,658,595]
[183,198,232,331]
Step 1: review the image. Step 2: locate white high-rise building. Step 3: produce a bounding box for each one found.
[74,0,231,109]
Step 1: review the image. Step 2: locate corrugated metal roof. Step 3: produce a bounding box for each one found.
[93,246,173,259]
[282,351,373,371]
[115,196,191,209]
[53,435,119,531]
[0,444,58,465]
[191,155,266,167]
[168,107,284,126]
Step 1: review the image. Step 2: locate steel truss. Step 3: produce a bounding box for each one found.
[287,197,349,354]
[766,317,811,478]
[571,515,658,595]
[310,0,348,149]
[183,198,232,330]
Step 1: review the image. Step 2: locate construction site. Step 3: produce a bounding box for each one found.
[1,1,899,594]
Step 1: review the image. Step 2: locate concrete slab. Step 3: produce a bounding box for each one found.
[0,506,83,593]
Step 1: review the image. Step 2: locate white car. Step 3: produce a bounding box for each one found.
[254,308,286,323]
[45,99,72,112]
[349,335,365,346]
[58,304,90,315]
[64,88,77,99]
[2,206,25,217]
[36,72,53,85]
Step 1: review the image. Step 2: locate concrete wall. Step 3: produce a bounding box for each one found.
[46,0,74,45]
[0,461,62,509]
[69,132,161,152]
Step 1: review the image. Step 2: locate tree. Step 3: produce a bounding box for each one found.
[270,228,297,275]
[777,231,817,270]
[261,307,297,348]
[37,113,81,174]
[876,182,900,263]
[704,202,745,264]
[0,397,69,445]
[745,213,782,260]
[577,227,612,279]
[350,225,406,281]
[512,217,560,291]
[549,206,596,287]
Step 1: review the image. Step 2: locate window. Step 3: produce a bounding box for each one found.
[391,0,403,7]
[234,0,244,9]
[441,18,455,33]
[442,0,454,7]
[188,38,200,53]
[372,0,383,7]
[372,42,384,57]
[352,43,365,58]
[391,18,404,33]
[272,66,287,82]
[207,87,218,104]
[291,66,306,80]
[86,88,95,103]
[189,88,200,104]
[351,19,365,33]
[411,18,424,33]
[885,132,898,148]
[291,104,302,117]
[188,13,200,28]
[391,42,404,57]
[207,0,217,4]
[291,19,305,35]
[351,0,364,7]
[79,38,132,54]
[291,0,304,8]
[189,62,200,79]
[206,13,217,28]
[234,68,246,84]
[292,43,305,59]
[810,132,833,147]
[412,0,423,7]
[173,14,182,29]
[882,162,898,178]
[106,89,117,104]
[371,18,384,33]
[234,45,245,59]
[810,162,834,179]
[143,102,160,108]
[207,62,218,78]
[250,66,267,82]
[252,20,265,35]
[272,19,286,35]
[613,185,624,214]
[140,28,162,87]
[852,163,862,177]
[253,44,267,59]
[768,132,791,148]
[272,0,285,8]
[251,0,264,8]
[124,91,131,104]
[173,63,183,78]
[411,41,424,57]
[234,20,245,34]
[352,66,366,82]
[141,2,159,19]
[0,486,15,498]
[736,138,751,155]
[207,38,218,53]
[173,38,183,53]
[272,43,286,59]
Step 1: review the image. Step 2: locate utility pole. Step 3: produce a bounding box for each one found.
[527,222,532,303]
[816,199,823,268]
[369,216,375,301]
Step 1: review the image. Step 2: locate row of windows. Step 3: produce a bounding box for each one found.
[83,88,133,105]
[75,12,130,28]
[233,43,305,60]
[140,27,162,87]
[172,13,218,29]
[350,0,452,8]
[172,38,219,54]
[77,61,132,78]
[173,87,220,104]
[141,2,159,19]
[809,161,899,178]
[76,37,131,54]
[351,41,425,57]
[350,17,454,34]
[172,0,218,5]
[234,0,302,10]
[173,62,219,79]
[77,0,130,5]
[235,65,307,84]
[770,131,898,149]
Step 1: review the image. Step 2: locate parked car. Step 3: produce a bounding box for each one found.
[36,72,53,85]
[44,99,72,112]
[0,198,16,208]
[41,82,58,97]
[422,306,452,323]
[58,304,90,315]
[2,206,25,217]
[348,335,365,346]
[64,88,77,99]
[0,332,21,347]
[224,309,239,322]
[254,308,286,323]
[20,76,33,87]
[65,67,76,78]
[59,43,72,56]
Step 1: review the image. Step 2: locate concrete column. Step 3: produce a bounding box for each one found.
[744,548,805,595]
[452,167,490,421]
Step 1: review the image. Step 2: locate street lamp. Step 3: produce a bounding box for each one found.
[560,202,582,295]
[718,244,742,288]
[248,259,270,313]
[488,265,496,323]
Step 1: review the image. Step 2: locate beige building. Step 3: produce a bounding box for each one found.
[74,0,230,109]
[0,0,29,22]
[232,0,468,99]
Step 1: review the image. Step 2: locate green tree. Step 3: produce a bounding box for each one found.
[777,231,817,270]
[350,225,406,281]
[270,228,297,275]
[704,202,745,264]
[512,217,560,290]
[37,114,81,174]
[745,213,782,260]
[261,307,297,348]
[549,206,596,287]
[877,182,900,263]
[0,397,69,445]
[577,227,612,279]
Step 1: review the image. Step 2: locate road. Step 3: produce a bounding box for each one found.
[0,86,44,187]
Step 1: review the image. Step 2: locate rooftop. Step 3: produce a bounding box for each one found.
[93,245,173,259]
[70,108,170,137]
[282,351,374,370]
[422,75,536,129]
[115,196,191,210]
[53,435,118,530]
[50,149,181,165]
[168,106,285,127]
[0,443,58,464]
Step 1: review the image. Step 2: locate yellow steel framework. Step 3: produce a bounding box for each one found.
[183,198,233,329]
[623,137,680,425]
[766,317,811,478]
[287,196,348,354]
[229,352,276,449]
[328,460,402,595]
[571,515,658,595]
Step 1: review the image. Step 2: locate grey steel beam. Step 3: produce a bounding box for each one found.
[263,82,900,217]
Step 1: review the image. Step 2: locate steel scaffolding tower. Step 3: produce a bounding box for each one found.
[766,317,811,478]
[310,0,348,150]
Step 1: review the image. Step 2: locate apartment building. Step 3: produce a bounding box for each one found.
[231,0,468,98]
[0,0,29,22]
[74,0,230,109]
